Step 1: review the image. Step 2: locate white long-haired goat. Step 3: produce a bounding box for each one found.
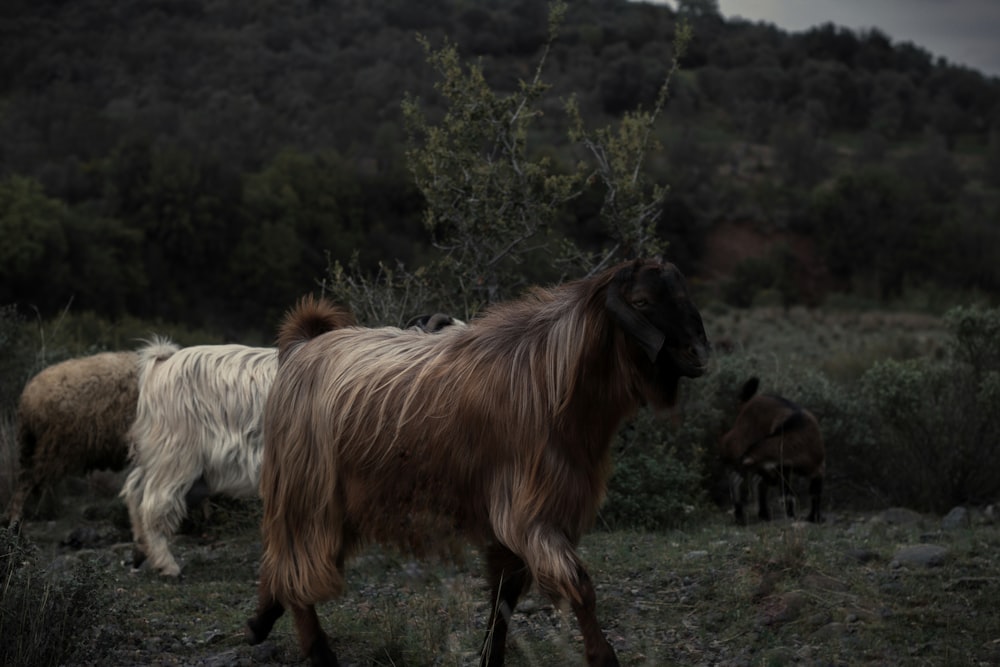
[120,339,278,576]
[122,313,461,577]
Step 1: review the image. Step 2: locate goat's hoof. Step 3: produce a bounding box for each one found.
[308,637,339,666]
[245,619,266,645]
[156,562,182,578]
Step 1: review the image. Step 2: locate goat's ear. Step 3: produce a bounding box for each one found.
[606,276,665,363]
[739,377,760,403]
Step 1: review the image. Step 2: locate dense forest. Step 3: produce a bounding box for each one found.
[2,0,999,340]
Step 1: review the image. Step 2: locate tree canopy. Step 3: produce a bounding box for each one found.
[2,0,998,337]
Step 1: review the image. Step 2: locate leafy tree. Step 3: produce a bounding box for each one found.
[771,118,833,188]
[62,212,146,317]
[0,175,70,312]
[330,4,693,314]
[400,5,581,314]
[899,131,965,205]
[233,149,364,325]
[809,168,915,299]
[985,127,1000,188]
[567,21,692,268]
[0,174,146,319]
[102,140,242,323]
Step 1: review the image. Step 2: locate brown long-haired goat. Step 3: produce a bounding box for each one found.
[245,258,710,667]
[720,377,825,523]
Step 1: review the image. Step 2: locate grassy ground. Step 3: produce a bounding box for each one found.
[6,482,1000,667]
[3,304,993,666]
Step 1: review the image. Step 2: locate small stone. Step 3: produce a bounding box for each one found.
[812,621,849,640]
[892,544,949,567]
[846,548,880,563]
[801,573,849,592]
[941,506,969,530]
[880,507,924,525]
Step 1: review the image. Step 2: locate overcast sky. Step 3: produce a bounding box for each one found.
[713,0,1000,77]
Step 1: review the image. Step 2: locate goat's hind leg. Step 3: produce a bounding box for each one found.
[807,475,823,523]
[291,604,338,667]
[480,543,532,667]
[120,466,149,569]
[246,580,285,645]
[756,475,772,521]
[729,470,749,524]
[4,478,38,533]
[247,599,338,667]
[780,474,797,519]
[140,472,205,576]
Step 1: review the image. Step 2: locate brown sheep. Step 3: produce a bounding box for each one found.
[719,377,825,523]
[245,258,710,667]
[5,347,173,529]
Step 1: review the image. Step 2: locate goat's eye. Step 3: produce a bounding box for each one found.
[632,299,648,308]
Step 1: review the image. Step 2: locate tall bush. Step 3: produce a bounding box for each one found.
[327,3,691,320]
[0,529,125,666]
[856,305,1000,510]
[325,4,706,528]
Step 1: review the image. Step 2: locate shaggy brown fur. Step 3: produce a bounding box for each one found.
[5,349,156,528]
[720,377,826,523]
[247,259,710,667]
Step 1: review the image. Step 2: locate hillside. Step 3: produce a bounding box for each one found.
[1,0,999,336]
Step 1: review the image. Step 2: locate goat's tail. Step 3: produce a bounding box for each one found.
[276,295,357,362]
[136,336,180,367]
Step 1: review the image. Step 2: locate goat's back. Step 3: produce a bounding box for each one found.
[722,394,825,474]
[130,344,277,464]
[17,351,141,474]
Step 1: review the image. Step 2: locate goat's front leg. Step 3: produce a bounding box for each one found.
[568,564,620,667]
[807,475,824,523]
[729,470,749,523]
[756,475,772,521]
[780,474,797,519]
[480,542,531,667]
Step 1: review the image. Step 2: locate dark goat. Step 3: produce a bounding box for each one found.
[405,312,465,332]
[719,377,825,523]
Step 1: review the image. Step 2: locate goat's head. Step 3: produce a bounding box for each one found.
[606,259,710,378]
[405,313,466,333]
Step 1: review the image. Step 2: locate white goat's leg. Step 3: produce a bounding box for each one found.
[121,466,150,569]
[138,474,201,577]
[141,529,182,577]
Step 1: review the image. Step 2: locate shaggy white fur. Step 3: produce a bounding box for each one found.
[121,339,277,576]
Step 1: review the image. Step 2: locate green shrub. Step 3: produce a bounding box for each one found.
[602,411,707,530]
[0,529,126,667]
[855,305,1000,510]
[0,305,35,411]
